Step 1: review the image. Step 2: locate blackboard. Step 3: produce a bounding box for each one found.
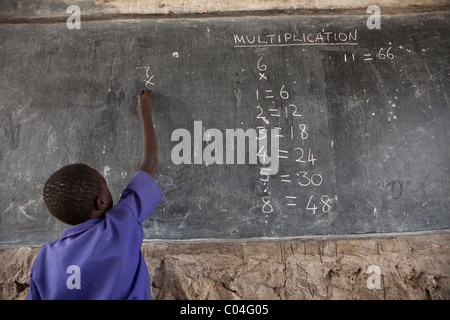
[1,13,449,245]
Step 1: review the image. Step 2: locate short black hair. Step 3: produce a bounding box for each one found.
[43,163,102,225]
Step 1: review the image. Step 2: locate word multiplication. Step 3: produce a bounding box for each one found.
[248,55,336,216]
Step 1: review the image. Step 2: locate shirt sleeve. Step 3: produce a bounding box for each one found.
[119,170,163,223]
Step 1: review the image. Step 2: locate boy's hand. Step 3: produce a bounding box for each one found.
[138,89,154,115]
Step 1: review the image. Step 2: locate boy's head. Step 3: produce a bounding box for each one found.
[43,163,113,225]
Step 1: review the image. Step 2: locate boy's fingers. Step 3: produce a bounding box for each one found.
[137,89,153,97]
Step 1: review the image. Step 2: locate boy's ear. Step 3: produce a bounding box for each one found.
[94,196,107,211]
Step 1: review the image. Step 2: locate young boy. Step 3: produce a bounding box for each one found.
[26,89,162,300]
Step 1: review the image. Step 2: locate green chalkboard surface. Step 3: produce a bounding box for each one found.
[1,13,449,245]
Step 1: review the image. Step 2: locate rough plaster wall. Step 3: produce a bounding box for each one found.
[0,0,448,20]
[105,0,449,14]
[146,233,450,299]
[1,232,449,300]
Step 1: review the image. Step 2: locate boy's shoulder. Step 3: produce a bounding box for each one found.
[119,170,163,222]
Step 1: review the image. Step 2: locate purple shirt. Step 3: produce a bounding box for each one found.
[27,171,163,300]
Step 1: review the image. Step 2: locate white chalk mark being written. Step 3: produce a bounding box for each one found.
[136,67,155,86]
[144,76,154,86]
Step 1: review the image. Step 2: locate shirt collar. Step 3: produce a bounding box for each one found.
[61,218,102,239]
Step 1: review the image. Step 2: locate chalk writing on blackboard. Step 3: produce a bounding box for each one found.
[136,66,155,86]
[232,24,403,217]
[245,53,339,216]
[345,47,395,62]
[234,29,358,47]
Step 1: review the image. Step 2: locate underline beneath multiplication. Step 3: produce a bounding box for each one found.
[234,42,358,48]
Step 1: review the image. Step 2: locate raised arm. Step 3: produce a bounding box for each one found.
[137,89,158,177]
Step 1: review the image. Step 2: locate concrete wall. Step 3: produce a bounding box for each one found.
[1,232,449,300]
[0,0,448,20]
[1,0,449,300]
